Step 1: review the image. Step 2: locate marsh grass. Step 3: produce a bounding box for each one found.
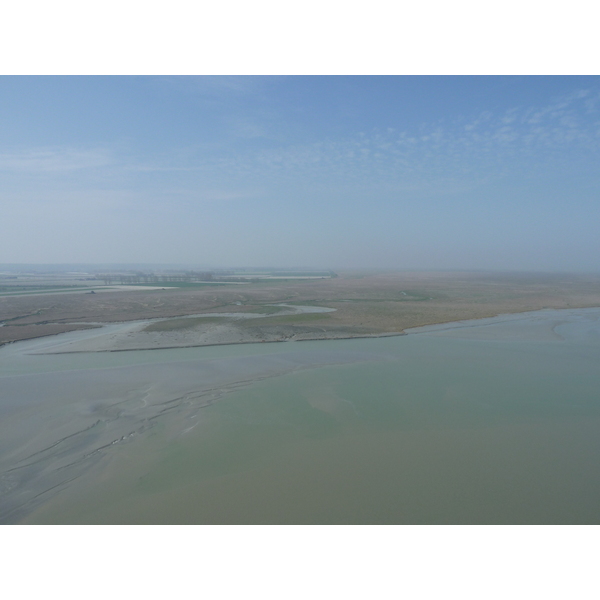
[144,316,227,332]
[239,313,332,327]
[240,305,288,314]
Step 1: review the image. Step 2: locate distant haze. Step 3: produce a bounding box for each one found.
[1,76,599,271]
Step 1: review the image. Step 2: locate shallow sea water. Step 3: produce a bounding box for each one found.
[2,308,600,524]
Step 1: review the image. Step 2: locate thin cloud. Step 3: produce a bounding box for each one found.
[2,88,598,200]
[215,88,600,183]
[0,147,112,172]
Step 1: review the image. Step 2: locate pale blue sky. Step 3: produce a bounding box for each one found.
[1,76,599,270]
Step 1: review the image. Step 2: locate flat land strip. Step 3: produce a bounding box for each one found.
[2,271,600,347]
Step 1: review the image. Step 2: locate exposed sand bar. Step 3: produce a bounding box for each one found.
[26,304,400,355]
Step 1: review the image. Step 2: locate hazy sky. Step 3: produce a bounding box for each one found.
[1,76,599,270]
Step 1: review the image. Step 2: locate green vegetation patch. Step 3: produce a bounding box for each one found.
[240,305,288,314]
[144,316,226,332]
[0,285,91,296]
[239,312,332,327]
[127,282,234,288]
[0,285,83,292]
[269,271,332,277]
[327,293,432,303]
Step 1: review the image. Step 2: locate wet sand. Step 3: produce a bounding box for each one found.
[26,304,403,354]
[0,339,378,523]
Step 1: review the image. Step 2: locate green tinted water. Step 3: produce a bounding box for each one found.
[4,309,600,523]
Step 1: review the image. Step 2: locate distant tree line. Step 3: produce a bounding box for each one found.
[96,271,221,285]
[96,269,338,285]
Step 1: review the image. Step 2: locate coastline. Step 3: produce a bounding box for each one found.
[5,303,600,355]
[4,271,600,350]
[34,331,407,354]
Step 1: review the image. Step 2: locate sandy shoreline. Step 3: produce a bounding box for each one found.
[7,304,600,355]
[38,331,407,354]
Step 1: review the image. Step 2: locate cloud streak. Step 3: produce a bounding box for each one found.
[0,147,112,172]
[154,87,600,190]
[1,86,599,209]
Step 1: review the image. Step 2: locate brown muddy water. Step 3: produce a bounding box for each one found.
[2,308,600,524]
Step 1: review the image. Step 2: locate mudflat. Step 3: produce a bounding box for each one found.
[2,270,600,349]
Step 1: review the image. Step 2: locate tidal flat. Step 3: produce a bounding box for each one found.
[2,307,600,524]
